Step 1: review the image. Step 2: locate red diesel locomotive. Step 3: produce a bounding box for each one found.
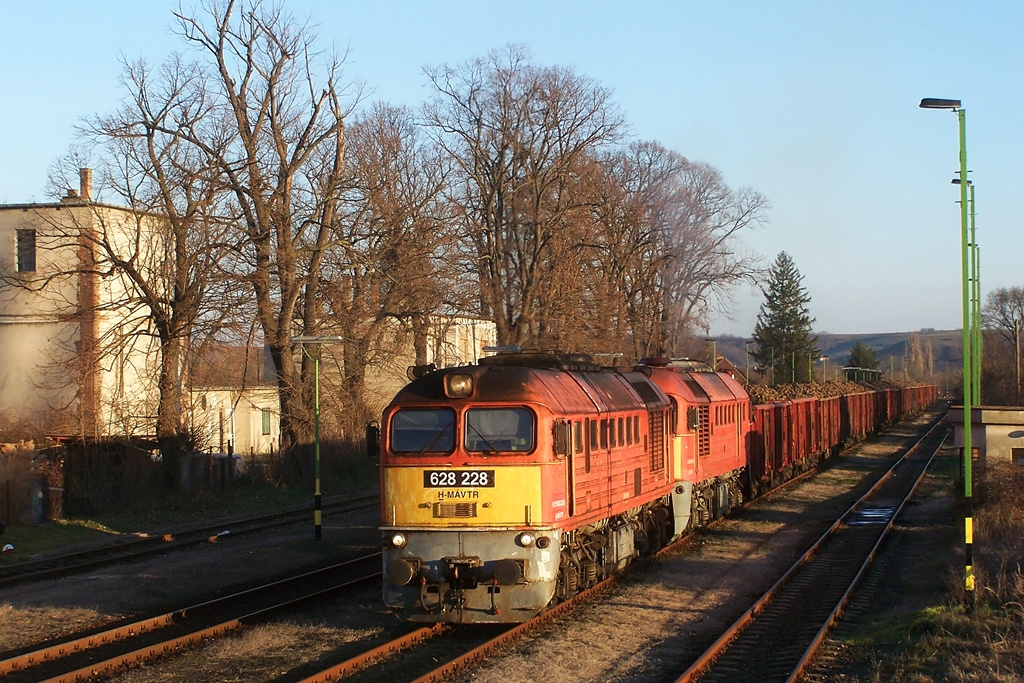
[370,351,935,624]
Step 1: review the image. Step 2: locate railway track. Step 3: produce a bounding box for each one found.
[288,565,630,683]
[250,413,948,683]
[0,414,944,682]
[0,552,383,683]
[0,494,378,588]
[675,415,948,683]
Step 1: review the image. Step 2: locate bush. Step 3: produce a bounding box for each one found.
[0,449,43,526]
[250,437,377,494]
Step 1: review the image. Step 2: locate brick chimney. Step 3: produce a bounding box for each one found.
[79,167,92,201]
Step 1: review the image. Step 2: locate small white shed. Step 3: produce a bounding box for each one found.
[190,387,280,457]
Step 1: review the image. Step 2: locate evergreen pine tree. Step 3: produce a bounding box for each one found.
[751,252,819,383]
[847,342,880,370]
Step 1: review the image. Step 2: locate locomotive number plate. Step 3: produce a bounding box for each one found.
[423,470,495,488]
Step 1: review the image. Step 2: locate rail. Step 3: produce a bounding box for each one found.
[675,414,948,682]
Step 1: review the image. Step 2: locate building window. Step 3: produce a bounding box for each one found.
[261,409,272,435]
[16,229,36,272]
[1013,448,1024,466]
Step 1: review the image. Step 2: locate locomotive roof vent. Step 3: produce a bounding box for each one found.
[479,350,601,372]
[637,357,713,372]
[482,345,522,355]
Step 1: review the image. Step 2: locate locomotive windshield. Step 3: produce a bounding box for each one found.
[465,407,534,452]
[390,408,455,453]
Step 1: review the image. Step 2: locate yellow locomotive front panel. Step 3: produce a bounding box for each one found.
[381,465,545,527]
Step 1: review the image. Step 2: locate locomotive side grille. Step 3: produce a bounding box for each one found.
[698,406,711,459]
[649,410,666,472]
[433,502,478,518]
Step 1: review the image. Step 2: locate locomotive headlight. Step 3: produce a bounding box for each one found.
[444,373,474,398]
[516,532,536,547]
[390,532,408,548]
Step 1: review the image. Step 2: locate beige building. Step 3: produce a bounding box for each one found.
[189,386,280,457]
[948,406,1024,465]
[0,169,159,436]
[363,315,498,411]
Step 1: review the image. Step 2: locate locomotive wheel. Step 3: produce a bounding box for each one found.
[556,551,580,600]
[582,560,598,585]
[635,533,650,555]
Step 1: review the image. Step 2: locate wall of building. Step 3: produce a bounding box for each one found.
[0,184,160,436]
[0,202,87,427]
[190,387,281,456]
[362,315,497,412]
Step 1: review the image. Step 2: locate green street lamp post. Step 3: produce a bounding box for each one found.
[920,96,974,606]
[291,335,344,540]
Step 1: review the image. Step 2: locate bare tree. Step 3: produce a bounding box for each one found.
[318,101,458,430]
[72,55,242,466]
[423,45,624,348]
[592,142,766,358]
[170,0,356,450]
[983,287,1024,404]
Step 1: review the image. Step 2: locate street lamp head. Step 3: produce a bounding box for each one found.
[920,97,962,110]
[950,178,973,186]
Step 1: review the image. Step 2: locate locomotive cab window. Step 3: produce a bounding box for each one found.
[391,408,456,453]
[465,407,534,452]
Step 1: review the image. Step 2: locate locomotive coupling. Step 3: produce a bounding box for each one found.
[445,555,483,589]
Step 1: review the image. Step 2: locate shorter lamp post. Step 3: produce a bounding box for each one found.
[745,340,753,383]
[290,335,344,540]
[953,177,981,404]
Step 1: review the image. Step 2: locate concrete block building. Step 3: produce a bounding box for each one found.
[0,169,159,436]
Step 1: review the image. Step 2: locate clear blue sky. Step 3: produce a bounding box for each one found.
[2,1,1021,337]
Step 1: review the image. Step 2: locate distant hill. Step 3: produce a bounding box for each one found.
[715,330,962,383]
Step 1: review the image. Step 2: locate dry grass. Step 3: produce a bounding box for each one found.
[0,602,108,651]
[114,620,389,682]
